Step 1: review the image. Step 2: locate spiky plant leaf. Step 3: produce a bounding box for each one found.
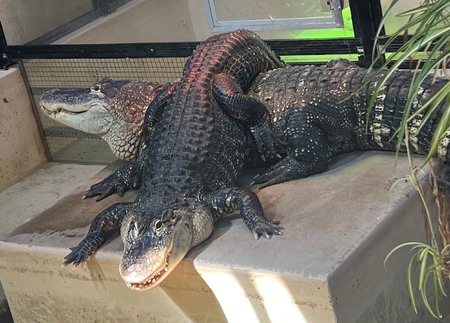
[368,0,450,156]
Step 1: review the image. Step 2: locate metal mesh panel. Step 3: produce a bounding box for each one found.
[25,57,186,163]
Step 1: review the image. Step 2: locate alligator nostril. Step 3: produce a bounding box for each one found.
[121,264,149,282]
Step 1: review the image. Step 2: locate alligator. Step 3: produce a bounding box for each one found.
[41,59,450,191]
[250,60,450,187]
[60,29,285,290]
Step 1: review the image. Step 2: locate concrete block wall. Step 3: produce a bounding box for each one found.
[1,152,448,322]
[0,68,47,192]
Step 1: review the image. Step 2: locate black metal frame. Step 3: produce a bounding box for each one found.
[3,38,362,60]
[0,22,13,69]
[348,0,385,66]
[0,0,386,67]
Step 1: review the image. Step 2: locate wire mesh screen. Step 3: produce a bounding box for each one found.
[25,57,187,163]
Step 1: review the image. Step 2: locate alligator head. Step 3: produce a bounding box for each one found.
[39,79,164,161]
[119,199,214,290]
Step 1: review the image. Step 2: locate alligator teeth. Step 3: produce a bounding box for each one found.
[130,259,170,290]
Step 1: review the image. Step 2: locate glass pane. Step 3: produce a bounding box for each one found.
[0,0,94,45]
[278,7,354,40]
[1,0,353,45]
[381,0,422,35]
[214,0,332,21]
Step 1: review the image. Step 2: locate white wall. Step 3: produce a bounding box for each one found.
[0,0,92,44]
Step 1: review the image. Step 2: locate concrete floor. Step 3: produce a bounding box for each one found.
[0,152,448,322]
[0,162,106,320]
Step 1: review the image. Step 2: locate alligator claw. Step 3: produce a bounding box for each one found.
[83,182,119,201]
[252,225,283,240]
[249,117,287,163]
[253,155,327,189]
[63,245,90,267]
[85,181,128,201]
[250,218,283,240]
[83,163,141,201]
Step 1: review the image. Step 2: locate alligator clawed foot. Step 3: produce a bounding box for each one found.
[253,155,328,189]
[252,156,302,188]
[84,181,127,201]
[251,220,284,240]
[249,118,287,163]
[63,245,90,267]
[83,163,141,201]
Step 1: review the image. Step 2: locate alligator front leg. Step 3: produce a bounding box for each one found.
[253,92,345,188]
[205,187,283,239]
[213,73,286,162]
[84,142,156,200]
[253,153,329,188]
[84,162,141,200]
[64,202,130,266]
[253,120,330,188]
[84,84,179,201]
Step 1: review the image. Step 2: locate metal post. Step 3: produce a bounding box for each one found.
[348,0,385,67]
[0,20,15,69]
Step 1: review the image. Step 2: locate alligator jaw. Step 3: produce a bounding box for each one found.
[120,238,190,291]
[40,94,113,135]
[40,101,95,118]
[122,252,171,291]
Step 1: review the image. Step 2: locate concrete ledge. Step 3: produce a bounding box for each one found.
[0,152,447,322]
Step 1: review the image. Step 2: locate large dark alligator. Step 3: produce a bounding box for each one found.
[60,29,285,290]
[41,59,450,190]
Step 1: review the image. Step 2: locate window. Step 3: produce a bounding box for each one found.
[205,0,345,32]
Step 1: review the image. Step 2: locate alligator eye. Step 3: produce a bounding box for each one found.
[153,220,163,235]
[91,84,102,92]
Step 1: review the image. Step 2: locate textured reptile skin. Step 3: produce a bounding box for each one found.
[63,30,285,289]
[248,59,449,186]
